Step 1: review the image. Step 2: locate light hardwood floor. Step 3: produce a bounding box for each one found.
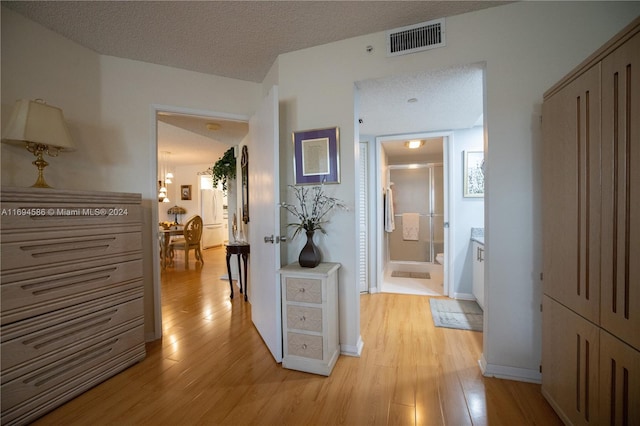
[33,246,561,425]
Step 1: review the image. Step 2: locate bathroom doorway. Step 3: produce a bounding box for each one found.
[377,134,449,296]
[356,62,485,298]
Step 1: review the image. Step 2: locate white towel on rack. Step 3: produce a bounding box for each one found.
[402,213,420,241]
[384,188,395,232]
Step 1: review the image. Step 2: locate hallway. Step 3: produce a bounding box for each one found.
[33,246,561,425]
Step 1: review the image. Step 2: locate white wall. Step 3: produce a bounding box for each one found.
[450,126,484,298]
[3,2,640,382]
[158,163,214,224]
[277,2,640,380]
[1,7,262,337]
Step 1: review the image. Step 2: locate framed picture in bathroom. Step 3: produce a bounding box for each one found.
[464,151,484,197]
[292,127,340,185]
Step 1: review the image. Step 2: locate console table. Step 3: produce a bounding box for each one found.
[225,243,250,300]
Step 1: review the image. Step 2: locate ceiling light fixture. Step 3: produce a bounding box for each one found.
[405,140,424,149]
[407,98,418,103]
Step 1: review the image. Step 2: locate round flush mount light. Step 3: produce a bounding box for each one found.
[206,123,221,131]
[407,98,418,103]
[405,140,424,149]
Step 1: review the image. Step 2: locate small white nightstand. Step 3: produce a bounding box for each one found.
[279,262,340,376]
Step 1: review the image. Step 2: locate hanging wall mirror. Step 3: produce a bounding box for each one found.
[241,145,249,223]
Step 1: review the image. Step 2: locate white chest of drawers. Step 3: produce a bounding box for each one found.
[0,186,145,425]
[280,262,340,376]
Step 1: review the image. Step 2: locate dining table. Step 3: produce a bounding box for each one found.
[159,226,184,269]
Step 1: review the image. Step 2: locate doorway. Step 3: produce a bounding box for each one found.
[356,62,485,300]
[151,105,249,339]
[376,133,450,297]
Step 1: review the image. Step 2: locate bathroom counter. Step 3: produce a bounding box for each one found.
[471,227,484,245]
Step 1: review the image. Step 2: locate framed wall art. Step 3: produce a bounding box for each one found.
[464,151,484,197]
[293,127,340,185]
[181,184,192,200]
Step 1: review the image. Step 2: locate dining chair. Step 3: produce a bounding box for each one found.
[168,215,204,267]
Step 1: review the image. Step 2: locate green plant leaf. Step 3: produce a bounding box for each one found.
[210,147,236,191]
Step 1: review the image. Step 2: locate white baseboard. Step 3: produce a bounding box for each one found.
[341,335,364,357]
[479,354,541,383]
[145,331,160,342]
[453,292,476,301]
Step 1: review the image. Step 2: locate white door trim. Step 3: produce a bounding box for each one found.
[149,104,249,341]
[374,131,453,297]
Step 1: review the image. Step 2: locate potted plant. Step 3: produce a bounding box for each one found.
[280,184,347,267]
[210,147,236,191]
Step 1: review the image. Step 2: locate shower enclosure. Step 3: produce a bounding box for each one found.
[387,164,444,264]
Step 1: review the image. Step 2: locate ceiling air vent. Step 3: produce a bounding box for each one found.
[386,18,445,57]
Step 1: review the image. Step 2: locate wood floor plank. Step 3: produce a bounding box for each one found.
[31,246,562,425]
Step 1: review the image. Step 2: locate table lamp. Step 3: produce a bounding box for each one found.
[1,99,75,188]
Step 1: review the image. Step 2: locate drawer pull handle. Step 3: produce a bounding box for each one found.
[302,344,307,349]
[300,316,306,321]
[299,288,305,293]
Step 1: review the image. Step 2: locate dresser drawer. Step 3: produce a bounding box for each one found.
[285,277,322,303]
[1,293,143,372]
[0,231,142,272]
[0,201,141,231]
[1,328,145,425]
[287,333,323,360]
[1,258,143,325]
[287,305,322,332]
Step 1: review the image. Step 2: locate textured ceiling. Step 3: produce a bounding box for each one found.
[4,1,496,165]
[3,1,507,83]
[157,113,248,167]
[357,63,484,137]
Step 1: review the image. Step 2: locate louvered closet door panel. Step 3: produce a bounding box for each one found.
[542,64,601,323]
[542,295,600,425]
[601,31,640,351]
[599,330,640,426]
[358,142,368,293]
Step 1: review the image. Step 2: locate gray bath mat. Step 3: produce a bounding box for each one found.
[429,298,483,332]
[391,271,431,279]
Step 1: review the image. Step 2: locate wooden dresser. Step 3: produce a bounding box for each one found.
[0,186,145,425]
[280,262,340,376]
[541,18,639,425]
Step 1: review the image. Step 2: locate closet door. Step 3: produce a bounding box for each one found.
[600,32,640,351]
[542,64,601,323]
[542,295,600,425]
[599,330,640,426]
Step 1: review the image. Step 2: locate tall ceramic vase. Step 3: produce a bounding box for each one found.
[299,230,321,268]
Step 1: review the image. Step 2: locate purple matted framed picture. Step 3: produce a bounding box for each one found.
[292,127,340,185]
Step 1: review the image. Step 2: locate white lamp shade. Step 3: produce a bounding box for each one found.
[2,99,75,150]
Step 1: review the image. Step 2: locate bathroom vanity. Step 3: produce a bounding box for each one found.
[471,228,484,309]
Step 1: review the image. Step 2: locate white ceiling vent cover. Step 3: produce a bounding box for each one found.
[386,18,445,57]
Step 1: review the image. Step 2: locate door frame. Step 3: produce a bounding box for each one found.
[372,131,453,296]
[149,103,249,340]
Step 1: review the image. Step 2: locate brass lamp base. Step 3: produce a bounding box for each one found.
[26,142,58,188]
